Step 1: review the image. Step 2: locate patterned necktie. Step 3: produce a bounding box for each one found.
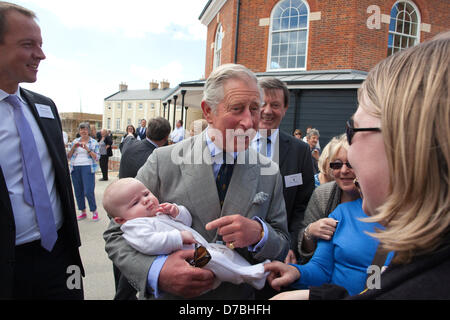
[215,152,235,208]
[6,95,58,251]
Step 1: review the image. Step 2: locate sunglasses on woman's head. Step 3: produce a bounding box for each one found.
[345,118,381,145]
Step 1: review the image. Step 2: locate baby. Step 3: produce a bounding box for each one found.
[102,178,269,290]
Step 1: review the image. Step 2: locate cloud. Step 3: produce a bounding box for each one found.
[129,60,186,85]
[20,0,207,40]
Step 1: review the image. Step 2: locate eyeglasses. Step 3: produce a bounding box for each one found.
[330,161,352,170]
[346,119,381,145]
[189,244,211,268]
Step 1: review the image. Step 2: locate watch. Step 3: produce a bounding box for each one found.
[304,223,314,241]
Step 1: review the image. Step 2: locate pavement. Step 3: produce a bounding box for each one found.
[76,171,120,300]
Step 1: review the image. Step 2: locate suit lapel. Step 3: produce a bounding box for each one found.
[277,131,290,171]
[179,133,221,239]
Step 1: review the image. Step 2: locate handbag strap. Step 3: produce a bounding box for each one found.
[364,245,389,290]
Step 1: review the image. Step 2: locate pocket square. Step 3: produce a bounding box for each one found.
[252,192,269,205]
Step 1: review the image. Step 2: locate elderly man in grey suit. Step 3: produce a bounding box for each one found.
[104,63,290,299]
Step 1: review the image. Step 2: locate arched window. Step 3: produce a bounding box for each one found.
[268,0,309,70]
[388,1,420,56]
[213,24,223,69]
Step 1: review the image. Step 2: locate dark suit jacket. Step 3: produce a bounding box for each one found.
[136,127,147,140]
[0,88,84,299]
[118,136,157,179]
[276,130,315,255]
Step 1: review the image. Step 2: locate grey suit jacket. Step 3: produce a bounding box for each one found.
[104,131,290,299]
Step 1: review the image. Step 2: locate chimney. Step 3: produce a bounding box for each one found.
[119,82,128,92]
[160,79,170,90]
[149,80,159,90]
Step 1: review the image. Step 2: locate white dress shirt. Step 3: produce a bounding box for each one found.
[0,88,63,245]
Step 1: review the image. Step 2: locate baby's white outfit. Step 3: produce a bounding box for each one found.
[120,205,269,289]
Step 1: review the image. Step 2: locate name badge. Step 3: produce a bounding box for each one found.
[284,173,303,188]
[36,104,54,119]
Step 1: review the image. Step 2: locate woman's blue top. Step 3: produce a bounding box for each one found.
[291,198,394,296]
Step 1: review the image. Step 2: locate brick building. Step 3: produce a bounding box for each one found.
[167,0,449,145]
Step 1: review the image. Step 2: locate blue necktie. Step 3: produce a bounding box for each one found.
[6,95,58,251]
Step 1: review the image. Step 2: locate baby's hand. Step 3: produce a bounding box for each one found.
[157,203,179,218]
[180,231,196,245]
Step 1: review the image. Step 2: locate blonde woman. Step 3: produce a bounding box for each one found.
[297,134,359,263]
[345,33,450,299]
[314,136,339,186]
[268,32,450,300]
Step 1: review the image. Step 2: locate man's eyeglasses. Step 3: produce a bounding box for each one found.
[330,161,352,170]
[189,244,211,268]
[345,119,381,145]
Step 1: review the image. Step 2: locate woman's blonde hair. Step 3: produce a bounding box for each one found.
[359,32,450,264]
[318,134,348,181]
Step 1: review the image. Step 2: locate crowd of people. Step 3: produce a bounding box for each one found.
[1,1,449,301]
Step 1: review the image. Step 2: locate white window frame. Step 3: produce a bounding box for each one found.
[388,0,421,56]
[267,0,310,71]
[213,24,224,70]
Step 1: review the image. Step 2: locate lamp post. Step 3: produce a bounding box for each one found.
[180,90,186,129]
[172,95,178,129]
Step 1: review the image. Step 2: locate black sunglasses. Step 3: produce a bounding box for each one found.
[189,244,211,268]
[346,119,381,145]
[330,161,352,170]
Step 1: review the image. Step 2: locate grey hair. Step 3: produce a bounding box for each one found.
[306,128,320,139]
[78,122,91,134]
[202,63,262,112]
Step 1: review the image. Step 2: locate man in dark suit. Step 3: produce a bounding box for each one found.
[255,77,315,262]
[112,116,171,299]
[135,119,147,140]
[0,2,84,299]
[119,117,171,179]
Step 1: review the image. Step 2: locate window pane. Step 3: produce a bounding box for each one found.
[273,18,281,31]
[299,3,308,15]
[280,32,289,43]
[296,55,305,68]
[288,56,297,68]
[289,15,299,29]
[388,33,393,47]
[281,16,289,29]
[410,22,417,36]
[288,43,297,55]
[272,44,280,57]
[299,30,307,42]
[401,36,408,48]
[271,59,281,69]
[291,0,302,8]
[299,15,307,28]
[297,42,306,55]
[272,32,280,44]
[279,56,288,69]
[289,30,298,42]
[280,44,288,56]
[404,20,411,35]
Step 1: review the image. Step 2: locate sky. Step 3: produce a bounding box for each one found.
[14,0,208,114]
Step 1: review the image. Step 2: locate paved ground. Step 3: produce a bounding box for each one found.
[76,171,119,300]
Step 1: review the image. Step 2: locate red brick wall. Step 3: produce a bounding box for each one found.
[203,0,449,77]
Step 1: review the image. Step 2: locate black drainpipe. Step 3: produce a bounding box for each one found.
[234,0,241,63]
